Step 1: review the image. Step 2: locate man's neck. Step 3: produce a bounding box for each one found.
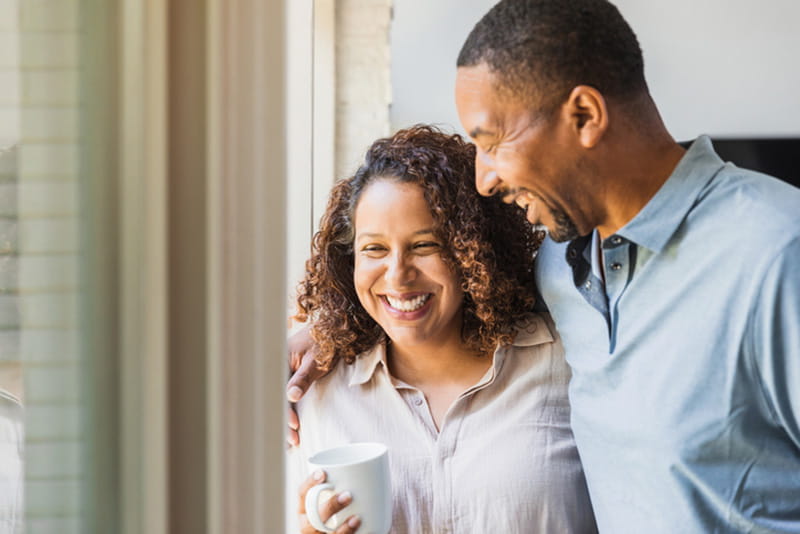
[595,130,685,240]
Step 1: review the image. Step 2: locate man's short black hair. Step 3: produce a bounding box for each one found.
[458,0,648,114]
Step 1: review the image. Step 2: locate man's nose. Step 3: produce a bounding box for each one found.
[475,152,501,197]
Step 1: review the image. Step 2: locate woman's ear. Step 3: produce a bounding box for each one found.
[565,85,608,148]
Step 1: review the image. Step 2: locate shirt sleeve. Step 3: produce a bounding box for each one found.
[750,234,800,448]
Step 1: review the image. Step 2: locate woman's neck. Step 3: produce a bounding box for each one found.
[386,335,491,392]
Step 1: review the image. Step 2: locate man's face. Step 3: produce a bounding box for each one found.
[455,63,592,242]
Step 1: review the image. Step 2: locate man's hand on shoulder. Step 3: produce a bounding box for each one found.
[287,325,327,446]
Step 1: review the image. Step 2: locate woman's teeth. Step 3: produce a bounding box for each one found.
[386,294,430,312]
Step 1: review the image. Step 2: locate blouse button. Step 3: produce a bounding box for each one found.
[610,262,622,271]
[414,398,424,406]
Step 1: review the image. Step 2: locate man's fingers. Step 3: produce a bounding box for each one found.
[287,348,323,402]
[287,353,320,446]
[287,324,315,372]
[287,428,300,448]
[287,407,300,447]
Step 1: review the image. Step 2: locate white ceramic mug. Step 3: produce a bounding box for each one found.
[305,442,391,534]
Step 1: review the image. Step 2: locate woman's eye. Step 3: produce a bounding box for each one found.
[361,245,387,256]
[413,242,441,252]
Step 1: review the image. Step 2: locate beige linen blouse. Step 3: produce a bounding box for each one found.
[287,313,597,533]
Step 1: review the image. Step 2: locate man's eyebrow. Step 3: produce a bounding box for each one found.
[468,126,494,139]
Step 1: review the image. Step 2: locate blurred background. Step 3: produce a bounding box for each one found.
[0,1,797,533]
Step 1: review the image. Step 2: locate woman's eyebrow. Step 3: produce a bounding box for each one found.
[413,228,436,236]
[356,228,436,240]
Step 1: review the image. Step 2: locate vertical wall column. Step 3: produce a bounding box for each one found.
[207,0,288,532]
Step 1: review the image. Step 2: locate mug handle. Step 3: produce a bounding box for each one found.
[305,482,337,533]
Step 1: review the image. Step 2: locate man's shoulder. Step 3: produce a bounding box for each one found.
[701,164,800,227]
[535,235,569,265]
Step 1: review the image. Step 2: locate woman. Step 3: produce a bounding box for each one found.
[288,125,596,533]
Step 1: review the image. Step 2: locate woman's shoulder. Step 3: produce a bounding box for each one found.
[501,312,570,382]
[299,343,387,406]
[510,312,561,348]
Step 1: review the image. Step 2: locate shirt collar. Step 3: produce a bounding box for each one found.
[511,313,555,347]
[348,314,555,387]
[615,135,724,253]
[349,342,388,387]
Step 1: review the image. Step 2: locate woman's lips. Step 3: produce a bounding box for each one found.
[381,293,433,320]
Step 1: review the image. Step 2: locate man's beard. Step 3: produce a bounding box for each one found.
[546,206,580,243]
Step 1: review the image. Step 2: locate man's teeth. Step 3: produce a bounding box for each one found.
[386,294,430,312]
[515,192,534,209]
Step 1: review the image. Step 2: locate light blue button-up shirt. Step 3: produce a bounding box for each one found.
[536,136,800,533]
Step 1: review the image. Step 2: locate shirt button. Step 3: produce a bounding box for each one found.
[584,280,592,289]
[414,398,424,406]
[610,236,623,245]
[610,262,622,271]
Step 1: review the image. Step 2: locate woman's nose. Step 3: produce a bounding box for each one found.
[385,252,416,285]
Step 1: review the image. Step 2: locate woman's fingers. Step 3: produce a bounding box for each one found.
[297,470,361,533]
[333,515,361,533]
[297,470,326,514]
[315,491,353,524]
[299,513,360,534]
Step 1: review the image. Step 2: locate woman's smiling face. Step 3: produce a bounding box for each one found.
[353,178,464,350]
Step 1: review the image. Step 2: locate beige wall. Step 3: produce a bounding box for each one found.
[334,0,393,181]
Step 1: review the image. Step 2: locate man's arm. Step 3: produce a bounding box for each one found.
[286,325,326,446]
[750,235,800,447]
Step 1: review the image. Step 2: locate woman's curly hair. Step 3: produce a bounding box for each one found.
[295,124,544,370]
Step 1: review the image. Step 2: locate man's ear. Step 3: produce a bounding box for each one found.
[564,85,608,148]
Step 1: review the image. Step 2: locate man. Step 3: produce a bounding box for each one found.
[453,0,800,532]
[289,0,800,531]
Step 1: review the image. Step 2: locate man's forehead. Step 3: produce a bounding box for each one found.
[455,63,496,90]
[455,64,497,123]
[456,65,520,138]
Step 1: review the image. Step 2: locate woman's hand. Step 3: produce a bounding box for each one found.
[298,470,361,533]
[286,325,327,446]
